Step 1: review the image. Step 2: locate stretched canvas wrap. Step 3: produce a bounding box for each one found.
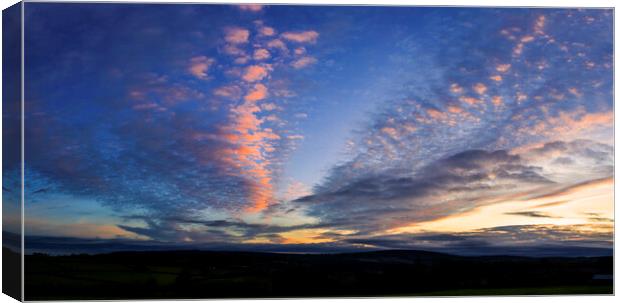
[1,1,614,300]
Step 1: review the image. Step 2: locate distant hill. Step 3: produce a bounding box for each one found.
[15,247,612,300]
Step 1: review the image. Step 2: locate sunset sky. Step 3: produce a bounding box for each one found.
[4,4,613,255]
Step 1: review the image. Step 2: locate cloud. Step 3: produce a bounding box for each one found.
[294,47,306,56]
[344,223,612,256]
[491,96,503,107]
[509,107,613,144]
[213,85,242,99]
[267,39,288,52]
[257,24,276,36]
[504,211,557,218]
[237,4,263,12]
[222,44,246,56]
[253,48,271,60]
[224,27,250,44]
[291,56,317,69]
[472,83,487,95]
[296,148,557,234]
[244,83,268,102]
[23,7,612,248]
[496,64,511,72]
[281,31,319,43]
[296,137,611,235]
[127,73,206,107]
[188,56,215,79]
[242,64,270,82]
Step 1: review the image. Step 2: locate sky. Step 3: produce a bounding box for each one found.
[3,3,614,255]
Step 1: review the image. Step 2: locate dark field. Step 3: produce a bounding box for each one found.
[17,248,613,300]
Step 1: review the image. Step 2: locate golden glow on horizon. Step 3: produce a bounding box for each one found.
[388,178,613,235]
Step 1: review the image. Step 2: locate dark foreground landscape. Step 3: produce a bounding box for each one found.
[11,248,612,300]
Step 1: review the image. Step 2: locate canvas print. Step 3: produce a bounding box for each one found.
[2,2,614,300]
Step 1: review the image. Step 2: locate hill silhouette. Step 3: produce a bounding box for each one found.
[14,247,612,300]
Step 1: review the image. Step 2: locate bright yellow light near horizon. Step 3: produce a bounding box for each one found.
[389,177,613,234]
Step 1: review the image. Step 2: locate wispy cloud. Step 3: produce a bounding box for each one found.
[281,31,319,43]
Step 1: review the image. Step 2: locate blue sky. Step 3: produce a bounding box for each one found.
[4,4,613,254]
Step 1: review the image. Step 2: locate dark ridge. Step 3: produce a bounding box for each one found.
[24,249,613,300]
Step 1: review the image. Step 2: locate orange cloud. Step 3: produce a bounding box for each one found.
[291,56,317,69]
[496,64,511,72]
[473,83,487,95]
[459,96,482,106]
[281,30,319,43]
[492,96,503,107]
[568,87,583,98]
[225,27,250,44]
[188,56,215,79]
[242,65,270,82]
[450,83,463,94]
[244,83,268,102]
[426,108,446,120]
[516,107,613,140]
[520,35,535,43]
[217,83,281,212]
[381,127,399,140]
[447,105,464,114]
[253,48,271,60]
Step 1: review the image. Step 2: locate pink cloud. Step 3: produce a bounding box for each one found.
[237,4,263,12]
[472,83,487,95]
[188,56,215,79]
[244,83,268,102]
[459,96,482,106]
[489,75,502,82]
[515,108,613,140]
[253,48,271,61]
[492,96,503,107]
[496,63,511,72]
[381,127,399,140]
[294,47,306,56]
[242,65,270,82]
[534,15,546,35]
[291,56,317,69]
[267,39,288,52]
[450,83,463,94]
[258,25,276,36]
[225,27,250,44]
[216,82,281,212]
[568,87,583,98]
[281,30,319,43]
